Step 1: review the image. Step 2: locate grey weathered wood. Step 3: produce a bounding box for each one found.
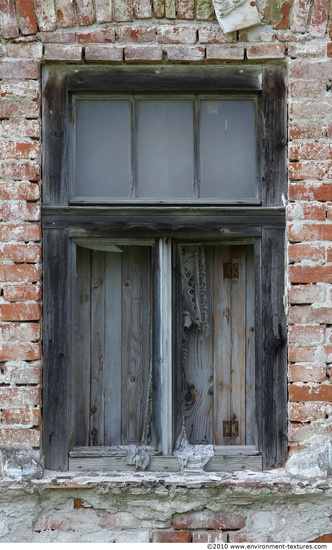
[42,228,71,471]
[75,246,91,446]
[90,251,106,445]
[245,245,256,446]
[104,251,123,445]
[261,228,287,468]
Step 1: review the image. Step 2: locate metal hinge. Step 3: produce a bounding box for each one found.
[223,263,239,279]
[223,419,239,437]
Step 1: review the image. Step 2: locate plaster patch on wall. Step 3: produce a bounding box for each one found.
[286,435,332,479]
[212,0,260,33]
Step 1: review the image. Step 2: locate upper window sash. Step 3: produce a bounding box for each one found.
[71,93,260,205]
[42,64,287,209]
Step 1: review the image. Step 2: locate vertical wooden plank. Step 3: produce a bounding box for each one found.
[229,246,246,445]
[141,246,152,444]
[183,246,213,445]
[42,228,71,470]
[104,251,123,446]
[214,246,231,445]
[261,228,287,468]
[245,245,256,446]
[121,247,144,444]
[90,251,106,446]
[75,247,91,447]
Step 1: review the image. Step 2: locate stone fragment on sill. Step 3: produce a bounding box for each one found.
[212,0,260,33]
[0,446,44,481]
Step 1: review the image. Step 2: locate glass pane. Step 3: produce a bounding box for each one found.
[136,100,194,199]
[200,100,257,200]
[75,100,131,199]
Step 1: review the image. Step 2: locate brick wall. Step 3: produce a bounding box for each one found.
[0,0,332,542]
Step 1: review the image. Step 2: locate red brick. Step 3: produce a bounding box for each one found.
[0,387,40,407]
[2,244,41,263]
[0,0,19,39]
[173,511,246,531]
[1,407,41,427]
[3,284,41,302]
[0,342,40,361]
[118,25,156,43]
[289,325,325,345]
[289,383,332,402]
[94,0,113,23]
[290,265,332,284]
[311,534,332,543]
[289,422,332,442]
[113,0,133,21]
[166,45,205,62]
[289,365,326,383]
[289,161,328,181]
[206,44,244,60]
[78,28,116,43]
[272,0,291,30]
[2,322,41,341]
[289,284,324,305]
[327,247,332,262]
[158,26,197,44]
[0,361,41,385]
[229,532,262,542]
[0,428,40,447]
[176,0,195,19]
[1,120,40,139]
[324,346,332,362]
[192,531,227,542]
[290,306,332,325]
[288,202,327,221]
[133,0,152,18]
[0,141,40,160]
[288,244,326,263]
[13,0,37,35]
[34,0,57,32]
[153,0,164,18]
[55,0,76,28]
[289,121,329,140]
[289,224,332,243]
[44,44,83,62]
[1,203,40,222]
[1,160,40,182]
[75,0,95,25]
[238,28,277,41]
[198,26,236,44]
[246,43,285,59]
[290,0,311,32]
[151,530,191,542]
[290,59,332,79]
[6,42,43,59]
[0,265,40,283]
[39,31,77,43]
[0,224,40,242]
[290,100,332,121]
[0,303,40,322]
[1,81,39,99]
[289,142,332,161]
[125,46,163,62]
[196,0,214,20]
[288,44,326,58]
[85,45,124,62]
[290,80,328,98]
[0,60,40,79]
[289,346,316,362]
[289,402,326,421]
[289,182,332,201]
[328,44,332,58]
[0,183,40,201]
[0,99,39,119]
[309,0,330,37]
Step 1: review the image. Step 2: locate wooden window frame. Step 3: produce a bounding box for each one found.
[42,64,287,472]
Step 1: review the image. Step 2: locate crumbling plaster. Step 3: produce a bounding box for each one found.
[0,470,332,542]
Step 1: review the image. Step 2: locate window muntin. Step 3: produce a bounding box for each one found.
[73,95,258,204]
